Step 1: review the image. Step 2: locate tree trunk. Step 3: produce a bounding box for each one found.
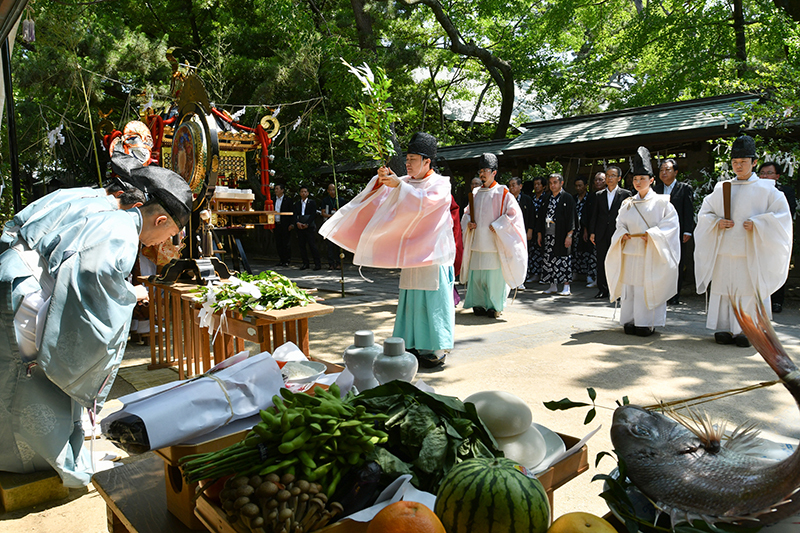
[399,0,514,139]
[469,81,492,128]
[773,0,800,23]
[733,0,747,78]
[350,0,376,51]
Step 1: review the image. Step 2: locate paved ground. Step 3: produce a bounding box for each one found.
[3,256,800,532]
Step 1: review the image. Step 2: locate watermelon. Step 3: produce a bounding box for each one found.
[434,457,551,533]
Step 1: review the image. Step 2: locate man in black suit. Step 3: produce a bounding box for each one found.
[758,161,796,313]
[293,184,321,270]
[589,165,632,298]
[271,183,294,267]
[653,159,695,304]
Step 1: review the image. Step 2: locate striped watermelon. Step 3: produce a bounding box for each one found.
[434,457,551,533]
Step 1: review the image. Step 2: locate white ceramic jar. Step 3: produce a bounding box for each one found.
[372,337,418,385]
[342,330,382,392]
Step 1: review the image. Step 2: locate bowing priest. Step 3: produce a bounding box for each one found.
[0,164,192,487]
[694,135,793,347]
[320,132,455,368]
[605,147,680,336]
[461,154,527,318]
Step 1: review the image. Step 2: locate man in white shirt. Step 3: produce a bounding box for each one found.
[271,183,294,267]
[590,166,632,298]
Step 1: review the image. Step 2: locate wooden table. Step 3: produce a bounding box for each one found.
[180,297,334,377]
[92,453,195,533]
[142,277,334,378]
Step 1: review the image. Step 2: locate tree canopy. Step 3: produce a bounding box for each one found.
[1,0,799,213]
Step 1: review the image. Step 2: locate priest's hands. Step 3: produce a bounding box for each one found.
[134,284,149,302]
[377,166,401,188]
[468,222,477,230]
[742,220,754,231]
[719,219,734,230]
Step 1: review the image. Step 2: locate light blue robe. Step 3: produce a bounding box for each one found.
[392,265,455,351]
[0,208,140,486]
[0,187,108,253]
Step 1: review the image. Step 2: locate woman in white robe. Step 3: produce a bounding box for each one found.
[605,158,680,336]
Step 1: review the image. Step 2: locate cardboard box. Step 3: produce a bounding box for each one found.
[155,429,249,530]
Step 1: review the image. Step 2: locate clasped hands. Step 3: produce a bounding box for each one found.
[377,166,401,188]
[719,219,753,231]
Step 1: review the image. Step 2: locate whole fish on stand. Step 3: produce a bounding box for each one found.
[611,300,800,528]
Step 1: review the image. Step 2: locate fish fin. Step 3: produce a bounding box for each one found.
[732,296,799,380]
[662,403,724,451]
[722,420,761,453]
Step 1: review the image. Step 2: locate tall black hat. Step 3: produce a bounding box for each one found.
[478,153,498,171]
[631,146,654,177]
[731,135,756,159]
[407,132,437,161]
[131,166,193,228]
[110,152,143,186]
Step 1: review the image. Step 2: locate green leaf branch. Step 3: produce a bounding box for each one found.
[341,59,398,164]
[544,388,629,425]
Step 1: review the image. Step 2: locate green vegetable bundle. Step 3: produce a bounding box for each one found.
[180,384,389,497]
[193,271,316,317]
[351,381,503,494]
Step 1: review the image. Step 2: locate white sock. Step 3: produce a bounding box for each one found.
[548,283,557,292]
[563,284,570,292]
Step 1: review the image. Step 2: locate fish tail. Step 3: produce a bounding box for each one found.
[733,297,799,382]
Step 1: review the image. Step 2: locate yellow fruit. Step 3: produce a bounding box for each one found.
[547,512,617,533]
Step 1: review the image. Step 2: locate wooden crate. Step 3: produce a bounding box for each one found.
[195,493,369,533]
[194,432,589,532]
[155,430,250,530]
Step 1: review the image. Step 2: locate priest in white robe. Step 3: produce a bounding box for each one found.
[320,132,455,368]
[460,153,527,318]
[694,135,793,347]
[606,147,680,336]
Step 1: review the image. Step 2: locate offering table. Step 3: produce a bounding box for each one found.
[142,278,333,378]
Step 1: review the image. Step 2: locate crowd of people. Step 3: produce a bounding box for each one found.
[310,133,794,369]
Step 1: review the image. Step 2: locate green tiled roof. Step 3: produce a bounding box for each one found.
[504,94,760,152]
[438,139,509,161]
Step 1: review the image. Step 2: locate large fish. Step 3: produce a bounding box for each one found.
[610,301,800,527]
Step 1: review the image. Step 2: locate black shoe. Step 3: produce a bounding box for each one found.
[667,296,680,305]
[734,334,751,347]
[300,265,309,270]
[417,350,447,368]
[623,323,636,335]
[313,266,321,271]
[635,326,655,337]
[594,291,608,299]
[473,307,487,316]
[715,332,734,345]
[274,262,284,267]
[773,303,783,313]
[407,348,420,357]
[486,309,500,319]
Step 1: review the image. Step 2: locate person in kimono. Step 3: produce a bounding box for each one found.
[319,132,454,368]
[694,135,793,347]
[605,147,680,337]
[537,173,577,296]
[460,153,527,318]
[0,164,193,487]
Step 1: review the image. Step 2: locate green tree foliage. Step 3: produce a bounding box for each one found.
[2,0,800,220]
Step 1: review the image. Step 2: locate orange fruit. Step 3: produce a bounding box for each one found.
[366,501,446,533]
